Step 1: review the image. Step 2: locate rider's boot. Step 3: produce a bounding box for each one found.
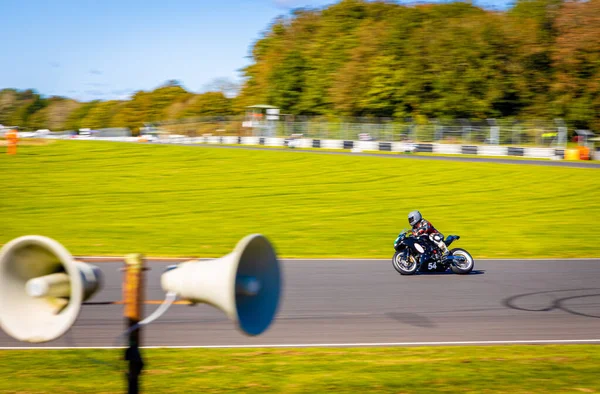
[437,241,449,258]
[441,244,449,258]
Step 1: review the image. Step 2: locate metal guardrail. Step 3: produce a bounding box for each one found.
[149,117,570,148]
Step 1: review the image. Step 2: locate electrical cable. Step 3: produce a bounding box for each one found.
[114,291,178,347]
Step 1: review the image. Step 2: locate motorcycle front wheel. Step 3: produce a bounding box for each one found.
[392,251,419,275]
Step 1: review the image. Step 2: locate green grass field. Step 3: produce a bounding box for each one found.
[1,346,599,393]
[0,140,598,258]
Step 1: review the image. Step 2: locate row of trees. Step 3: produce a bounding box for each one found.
[0,81,235,132]
[1,0,598,132]
[238,0,600,131]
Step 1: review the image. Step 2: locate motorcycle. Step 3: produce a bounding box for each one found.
[392,229,474,275]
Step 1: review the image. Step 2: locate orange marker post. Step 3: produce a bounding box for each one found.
[6,129,18,155]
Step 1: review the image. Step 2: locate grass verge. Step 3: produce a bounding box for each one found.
[0,140,599,258]
[1,345,599,393]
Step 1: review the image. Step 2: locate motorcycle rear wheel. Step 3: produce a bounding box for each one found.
[449,248,474,275]
[392,251,418,275]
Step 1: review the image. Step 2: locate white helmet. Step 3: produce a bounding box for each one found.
[408,210,422,227]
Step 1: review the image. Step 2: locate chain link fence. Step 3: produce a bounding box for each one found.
[151,116,570,147]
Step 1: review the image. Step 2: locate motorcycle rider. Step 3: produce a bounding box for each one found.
[408,210,449,259]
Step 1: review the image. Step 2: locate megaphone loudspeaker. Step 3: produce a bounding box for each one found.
[161,234,282,336]
[0,235,103,343]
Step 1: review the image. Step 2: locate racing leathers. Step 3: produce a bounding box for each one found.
[411,219,449,258]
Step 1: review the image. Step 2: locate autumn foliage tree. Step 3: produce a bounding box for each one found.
[237,0,600,131]
[552,0,600,130]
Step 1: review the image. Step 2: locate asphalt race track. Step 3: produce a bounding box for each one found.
[1,259,599,348]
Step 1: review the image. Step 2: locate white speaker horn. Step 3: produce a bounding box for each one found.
[161,234,282,336]
[0,235,103,343]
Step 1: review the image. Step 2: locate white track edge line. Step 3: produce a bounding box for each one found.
[2,339,600,350]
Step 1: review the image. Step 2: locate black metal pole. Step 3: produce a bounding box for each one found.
[125,343,144,394]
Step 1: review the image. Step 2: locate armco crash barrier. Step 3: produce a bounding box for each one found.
[37,134,568,159]
[180,136,565,159]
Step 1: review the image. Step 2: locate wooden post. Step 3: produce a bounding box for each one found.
[123,253,145,394]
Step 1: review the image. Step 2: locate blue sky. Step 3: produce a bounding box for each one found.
[0,0,513,102]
